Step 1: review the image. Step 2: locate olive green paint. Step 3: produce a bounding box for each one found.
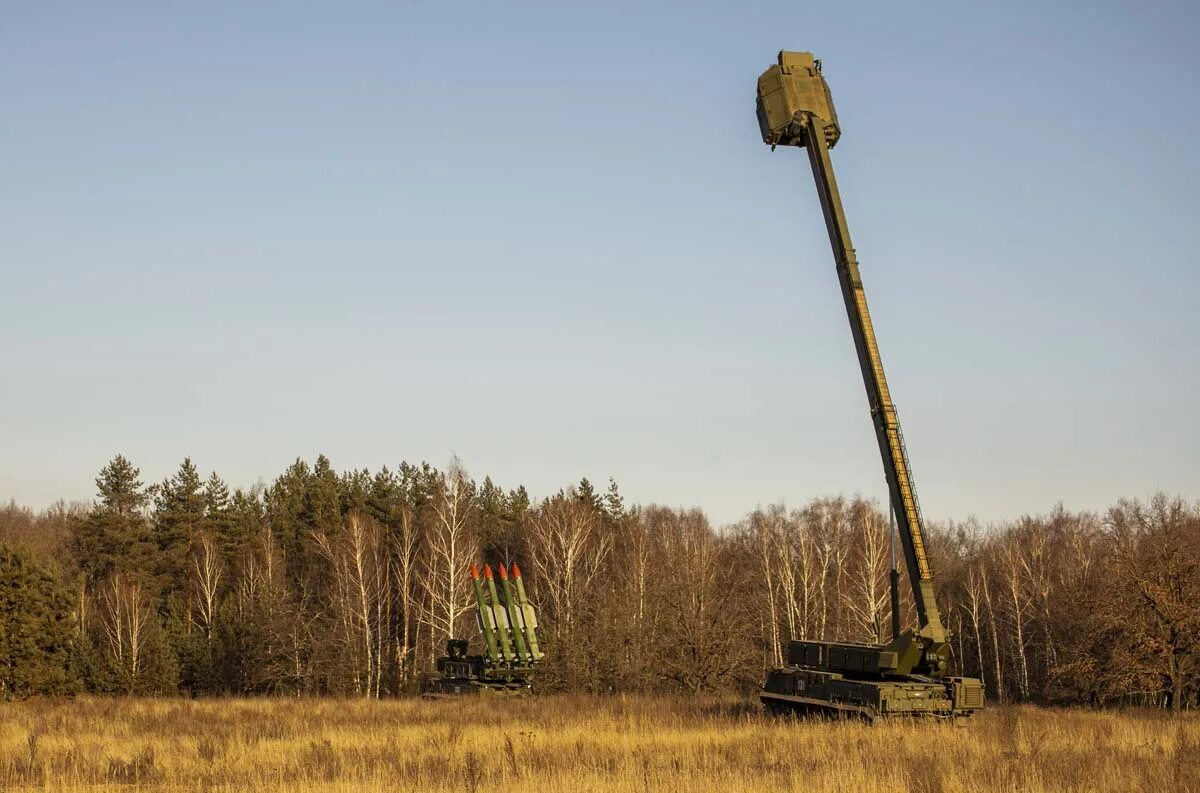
[755,51,983,719]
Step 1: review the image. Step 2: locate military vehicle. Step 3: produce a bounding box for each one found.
[755,51,984,720]
[422,561,544,696]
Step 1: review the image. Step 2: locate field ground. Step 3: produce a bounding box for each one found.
[0,695,1197,792]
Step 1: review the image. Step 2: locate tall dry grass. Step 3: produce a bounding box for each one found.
[0,695,1196,792]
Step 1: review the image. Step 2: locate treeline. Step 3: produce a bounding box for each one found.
[0,454,1196,709]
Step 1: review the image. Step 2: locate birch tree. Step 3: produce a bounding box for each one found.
[391,501,419,684]
[419,458,478,654]
[526,493,610,638]
[746,506,784,665]
[846,503,890,644]
[97,573,152,693]
[191,532,223,640]
[998,536,1032,700]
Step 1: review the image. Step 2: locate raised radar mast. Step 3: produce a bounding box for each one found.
[756,51,983,719]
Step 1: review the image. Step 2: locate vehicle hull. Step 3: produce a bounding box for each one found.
[762,666,983,721]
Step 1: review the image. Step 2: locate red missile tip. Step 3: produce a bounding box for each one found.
[483,564,493,579]
[498,563,508,579]
[470,563,479,578]
[512,562,521,578]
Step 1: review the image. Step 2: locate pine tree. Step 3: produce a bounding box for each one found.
[204,472,239,556]
[221,487,263,560]
[153,458,207,593]
[398,460,440,516]
[266,458,311,575]
[0,544,78,697]
[265,455,342,590]
[95,454,147,517]
[477,476,509,559]
[306,454,342,535]
[508,485,531,519]
[365,467,402,527]
[339,469,372,515]
[576,477,600,510]
[70,455,155,582]
[204,471,230,513]
[604,478,626,522]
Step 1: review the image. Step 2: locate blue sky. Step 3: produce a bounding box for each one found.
[2,1,1197,525]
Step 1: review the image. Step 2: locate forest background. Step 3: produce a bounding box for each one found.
[1,454,1196,710]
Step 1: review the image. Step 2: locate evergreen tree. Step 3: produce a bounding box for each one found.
[576,477,600,510]
[477,476,509,559]
[266,458,311,582]
[95,454,147,517]
[154,458,207,591]
[69,455,155,582]
[0,544,78,697]
[306,454,342,535]
[398,460,440,516]
[339,469,372,515]
[366,467,402,527]
[204,471,230,511]
[222,487,264,560]
[508,485,531,519]
[204,472,239,556]
[604,478,625,522]
[150,460,216,691]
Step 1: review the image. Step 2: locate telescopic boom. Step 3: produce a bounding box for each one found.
[757,51,945,644]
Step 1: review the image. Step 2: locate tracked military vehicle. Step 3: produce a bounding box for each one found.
[755,51,984,720]
[422,561,544,696]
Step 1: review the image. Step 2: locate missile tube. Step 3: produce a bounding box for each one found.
[470,563,501,666]
[498,564,531,664]
[484,565,515,663]
[512,563,543,660]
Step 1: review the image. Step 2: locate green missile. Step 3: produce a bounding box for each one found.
[470,563,501,666]
[498,563,531,664]
[484,564,515,664]
[511,562,543,661]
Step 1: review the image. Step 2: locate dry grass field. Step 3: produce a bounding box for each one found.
[0,695,1197,793]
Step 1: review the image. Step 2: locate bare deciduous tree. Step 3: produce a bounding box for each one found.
[526,494,610,638]
[846,504,890,644]
[1106,496,1200,711]
[746,506,784,666]
[191,532,223,640]
[97,574,152,693]
[314,514,390,696]
[419,458,478,656]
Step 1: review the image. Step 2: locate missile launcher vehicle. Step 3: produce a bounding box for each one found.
[422,561,544,696]
[755,51,984,720]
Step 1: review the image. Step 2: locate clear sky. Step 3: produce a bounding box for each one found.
[2,1,1197,526]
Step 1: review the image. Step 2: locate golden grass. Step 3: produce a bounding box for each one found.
[0,695,1197,793]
